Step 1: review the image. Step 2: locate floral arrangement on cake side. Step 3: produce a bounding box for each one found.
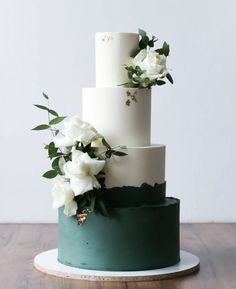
[122,28,173,89]
[32,93,127,224]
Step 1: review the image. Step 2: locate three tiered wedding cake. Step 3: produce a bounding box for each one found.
[57,32,180,271]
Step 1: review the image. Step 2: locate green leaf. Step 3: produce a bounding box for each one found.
[156,80,166,86]
[31,124,50,130]
[51,157,60,170]
[97,198,109,217]
[111,150,128,157]
[42,170,58,179]
[83,143,91,153]
[155,48,163,54]
[48,142,58,158]
[49,152,64,159]
[166,73,174,84]
[142,35,149,46]
[148,36,157,47]
[102,138,111,149]
[128,70,133,79]
[90,195,96,212]
[105,150,112,159]
[51,157,64,175]
[162,41,170,56]
[34,104,49,111]
[49,116,66,125]
[42,92,49,100]
[48,109,59,117]
[138,28,147,37]
[55,129,60,136]
[77,196,88,212]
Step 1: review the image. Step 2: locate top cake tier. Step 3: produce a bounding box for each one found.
[96,32,139,87]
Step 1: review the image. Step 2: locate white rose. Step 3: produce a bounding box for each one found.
[54,116,101,148]
[51,178,77,217]
[64,150,105,196]
[133,49,168,80]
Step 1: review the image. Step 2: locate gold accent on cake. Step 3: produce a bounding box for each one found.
[101,35,114,42]
[77,209,91,225]
[126,90,138,106]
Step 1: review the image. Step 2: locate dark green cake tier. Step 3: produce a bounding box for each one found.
[58,184,180,271]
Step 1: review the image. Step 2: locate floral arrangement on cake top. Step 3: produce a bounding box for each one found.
[123,28,173,89]
[32,93,127,224]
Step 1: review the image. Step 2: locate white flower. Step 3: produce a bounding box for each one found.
[133,49,168,80]
[54,116,101,148]
[64,150,105,196]
[51,178,77,217]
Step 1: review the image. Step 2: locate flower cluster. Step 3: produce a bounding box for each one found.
[123,29,173,89]
[32,93,127,219]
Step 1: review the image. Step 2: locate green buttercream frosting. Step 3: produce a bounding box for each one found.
[58,184,180,271]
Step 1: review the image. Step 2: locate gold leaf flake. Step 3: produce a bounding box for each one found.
[101,35,114,42]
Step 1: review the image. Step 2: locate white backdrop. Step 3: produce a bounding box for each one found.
[0,0,235,222]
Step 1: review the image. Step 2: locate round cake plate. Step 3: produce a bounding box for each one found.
[34,249,200,282]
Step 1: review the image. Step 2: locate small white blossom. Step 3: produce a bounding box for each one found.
[54,116,101,148]
[64,150,105,196]
[51,178,77,217]
[133,49,168,80]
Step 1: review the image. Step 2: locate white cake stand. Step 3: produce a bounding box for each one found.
[34,249,200,281]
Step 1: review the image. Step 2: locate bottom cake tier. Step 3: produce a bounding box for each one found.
[58,184,180,271]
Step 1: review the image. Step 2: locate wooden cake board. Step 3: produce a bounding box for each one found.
[34,249,200,282]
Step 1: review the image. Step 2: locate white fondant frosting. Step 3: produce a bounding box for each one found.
[95,32,139,87]
[82,87,151,147]
[104,145,165,188]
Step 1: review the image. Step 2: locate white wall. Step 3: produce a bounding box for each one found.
[0,0,235,222]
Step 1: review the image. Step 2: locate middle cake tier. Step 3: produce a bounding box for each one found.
[103,145,165,188]
[83,87,151,147]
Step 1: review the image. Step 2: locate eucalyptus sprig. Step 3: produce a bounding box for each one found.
[32,92,66,136]
[32,93,128,220]
[32,93,68,178]
[122,28,173,89]
[121,65,166,89]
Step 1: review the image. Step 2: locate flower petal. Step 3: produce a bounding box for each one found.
[53,136,75,148]
[133,49,148,65]
[81,153,105,175]
[70,175,94,196]
[63,200,78,217]
[52,179,75,208]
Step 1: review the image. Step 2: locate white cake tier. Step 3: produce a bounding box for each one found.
[96,32,138,87]
[103,145,165,188]
[83,87,151,147]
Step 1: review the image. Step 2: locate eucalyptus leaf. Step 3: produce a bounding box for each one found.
[48,142,58,159]
[49,152,64,159]
[166,73,174,84]
[49,116,66,125]
[34,104,49,111]
[155,48,163,54]
[111,150,128,157]
[42,170,58,179]
[77,196,88,212]
[31,124,50,131]
[102,138,111,149]
[105,150,112,159]
[97,198,109,217]
[51,157,60,170]
[48,109,59,117]
[42,92,49,100]
[138,28,147,37]
[90,195,96,212]
[83,143,91,153]
[156,80,166,86]
[162,41,170,56]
